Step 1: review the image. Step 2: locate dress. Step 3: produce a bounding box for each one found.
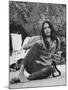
[22,35,60,80]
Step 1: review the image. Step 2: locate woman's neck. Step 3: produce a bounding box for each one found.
[46,37,51,42]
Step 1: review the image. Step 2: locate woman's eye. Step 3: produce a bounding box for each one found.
[44,27,49,29]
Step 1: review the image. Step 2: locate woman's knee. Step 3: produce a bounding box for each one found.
[31,43,41,50]
[42,65,54,74]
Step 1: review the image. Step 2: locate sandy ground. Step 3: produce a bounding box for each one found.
[9,64,66,89]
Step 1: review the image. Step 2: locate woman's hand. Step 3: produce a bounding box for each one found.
[51,51,62,61]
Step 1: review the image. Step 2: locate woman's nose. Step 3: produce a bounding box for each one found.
[47,28,50,32]
[46,29,49,33]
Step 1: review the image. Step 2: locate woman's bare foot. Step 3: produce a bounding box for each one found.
[19,65,29,82]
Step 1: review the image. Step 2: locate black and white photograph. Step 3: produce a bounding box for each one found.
[9,1,66,89]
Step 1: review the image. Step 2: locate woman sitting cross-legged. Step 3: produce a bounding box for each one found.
[19,21,61,82]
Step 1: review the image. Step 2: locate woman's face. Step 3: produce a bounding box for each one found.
[43,23,51,36]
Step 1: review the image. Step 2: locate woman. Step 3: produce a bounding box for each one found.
[19,21,61,81]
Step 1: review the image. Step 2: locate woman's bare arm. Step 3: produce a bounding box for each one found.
[23,36,42,50]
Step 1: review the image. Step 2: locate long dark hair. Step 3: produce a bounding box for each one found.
[41,21,58,49]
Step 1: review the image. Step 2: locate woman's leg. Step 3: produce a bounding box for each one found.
[27,65,54,80]
[23,43,41,74]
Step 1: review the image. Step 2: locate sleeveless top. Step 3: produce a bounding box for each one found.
[23,35,60,74]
